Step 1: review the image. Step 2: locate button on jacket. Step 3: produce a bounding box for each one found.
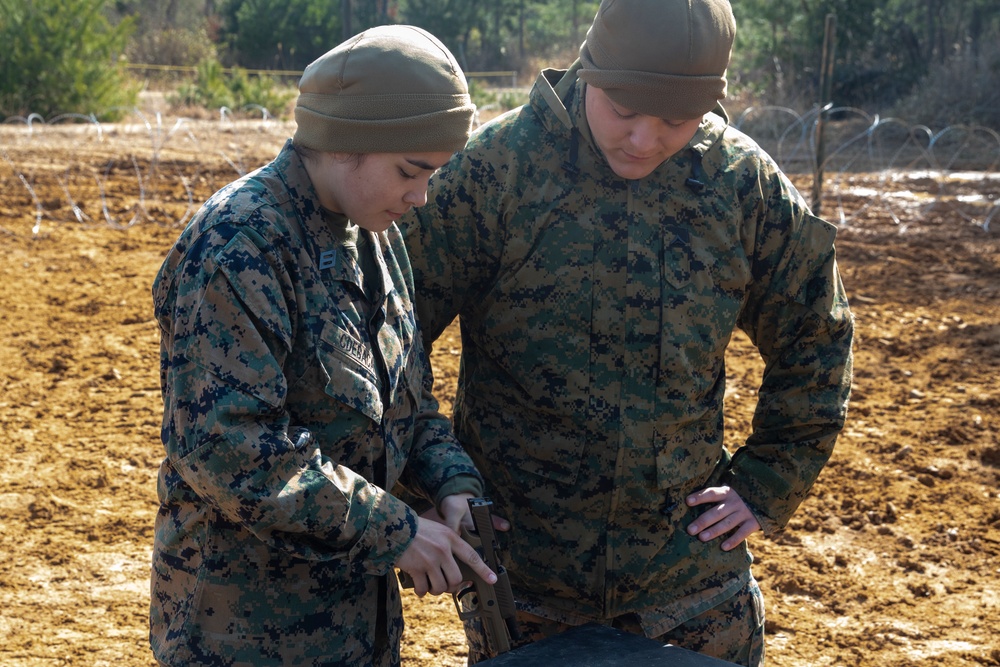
[400,65,854,637]
[151,140,482,666]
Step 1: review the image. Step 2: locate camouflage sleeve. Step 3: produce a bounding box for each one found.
[398,330,484,507]
[388,223,485,508]
[159,221,415,573]
[399,129,508,344]
[729,165,855,534]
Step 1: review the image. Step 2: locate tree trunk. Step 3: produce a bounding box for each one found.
[342,0,352,40]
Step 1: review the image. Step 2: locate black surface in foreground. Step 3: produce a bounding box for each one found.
[476,623,739,666]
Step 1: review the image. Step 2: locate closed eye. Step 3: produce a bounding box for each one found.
[611,104,636,119]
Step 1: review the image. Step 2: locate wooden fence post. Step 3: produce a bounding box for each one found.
[812,13,837,216]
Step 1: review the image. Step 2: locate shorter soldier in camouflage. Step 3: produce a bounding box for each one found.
[400,0,854,665]
[150,25,495,667]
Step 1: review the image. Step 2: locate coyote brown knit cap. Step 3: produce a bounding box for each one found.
[294,25,475,154]
[579,0,736,120]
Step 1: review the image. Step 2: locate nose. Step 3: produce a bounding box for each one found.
[627,117,662,153]
[403,183,430,208]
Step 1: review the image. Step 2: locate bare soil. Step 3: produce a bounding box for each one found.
[1,134,998,666]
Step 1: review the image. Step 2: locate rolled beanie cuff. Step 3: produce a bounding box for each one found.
[580,68,726,119]
[297,92,472,120]
[293,104,475,154]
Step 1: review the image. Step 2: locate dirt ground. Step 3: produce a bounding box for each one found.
[1,128,998,667]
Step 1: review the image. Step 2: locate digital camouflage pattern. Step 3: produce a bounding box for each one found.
[400,64,854,641]
[150,140,482,666]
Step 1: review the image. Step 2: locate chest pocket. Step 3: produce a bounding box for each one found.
[316,318,383,423]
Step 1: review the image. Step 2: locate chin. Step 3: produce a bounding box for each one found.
[359,222,393,233]
[611,164,656,180]
[605,156,656,180]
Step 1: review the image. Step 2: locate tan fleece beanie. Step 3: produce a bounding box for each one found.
[293,25,475,154]
[579,0,736,120]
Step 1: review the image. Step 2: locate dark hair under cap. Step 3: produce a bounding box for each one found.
[579,0,736,120]
[294,25,475,154]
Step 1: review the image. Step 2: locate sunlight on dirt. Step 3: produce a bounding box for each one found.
[1,144,998,666]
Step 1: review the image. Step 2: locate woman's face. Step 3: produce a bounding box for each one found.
[312,151,455,232]
[585,85,702,180]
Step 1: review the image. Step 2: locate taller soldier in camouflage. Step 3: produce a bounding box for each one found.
[149,25,488,667]
[399,1,854,665]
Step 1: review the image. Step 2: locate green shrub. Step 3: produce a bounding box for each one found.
[0,0,139,119]
[891,44,1000,131]
[168,58,296,118]
[127,27,218,69]
[170,59,233,109]
[467,78,498,109]
[496,89,529,111]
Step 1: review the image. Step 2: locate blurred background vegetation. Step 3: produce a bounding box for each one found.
[1,0,998,128]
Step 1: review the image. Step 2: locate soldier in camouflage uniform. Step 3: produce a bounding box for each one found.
[149,26,497,667]
[399,1,854,665]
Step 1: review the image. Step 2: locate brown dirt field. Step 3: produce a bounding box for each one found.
[1,129,999,667]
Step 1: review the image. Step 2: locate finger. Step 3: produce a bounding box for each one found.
[722,514,762,550]
[687,503,730,535]
[445,512,465,534]
[411,573,429,598]
[439,498,472,533]
[690,507,744,540]
[455,542,497,585]
[438,553,469,592]
[686,486,729,507]
[692,522,720,542]
[696,512,760,548]
[491,514,511,532]
[425,566,449,596]
[720,524,755,551]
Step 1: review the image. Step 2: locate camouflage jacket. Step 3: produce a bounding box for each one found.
[150,140,482,666]
[400,65,854,636]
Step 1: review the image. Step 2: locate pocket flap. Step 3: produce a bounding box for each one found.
[317,319,383,423]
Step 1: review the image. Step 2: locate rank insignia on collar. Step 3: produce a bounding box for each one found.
[319,249,337,270]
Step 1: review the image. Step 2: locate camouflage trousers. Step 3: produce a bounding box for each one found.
[464,576,765,667]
